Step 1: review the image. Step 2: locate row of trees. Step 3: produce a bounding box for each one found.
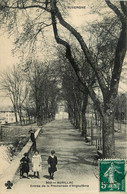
[27,61,59,125]
[49,0,127,158]
[56,47,89,137]
[0,0,126,158]
[57,46,127,137]
[0,62,59,125]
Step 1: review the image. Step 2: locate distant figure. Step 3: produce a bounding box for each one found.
[47,150,57,179]
[20,153,30,178]
[32,150,42,179]
[29,130,36,151]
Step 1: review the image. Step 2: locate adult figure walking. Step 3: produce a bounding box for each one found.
[29,129,36,152]
[47,150,57,179]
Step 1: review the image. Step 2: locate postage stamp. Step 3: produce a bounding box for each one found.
[99,159,126,192]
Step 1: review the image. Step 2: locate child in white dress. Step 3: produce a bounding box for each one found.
[32,150,42,178]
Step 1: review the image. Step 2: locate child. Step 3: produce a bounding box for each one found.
[20,153,30,178]
[32,150,42,178]
[47,150,57,179]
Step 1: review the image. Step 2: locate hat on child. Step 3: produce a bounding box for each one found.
[51,150,55,154]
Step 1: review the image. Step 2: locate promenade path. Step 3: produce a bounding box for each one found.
[7,119,99,194]
[2,119,126,194]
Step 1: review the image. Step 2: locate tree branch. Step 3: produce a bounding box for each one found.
[50,3,104,117]
[105,0,125,23]
[1,3,50,12]
[51,9,81,78]
[52,1,108,97]
[109,23,127,98]
[120,1,127,15]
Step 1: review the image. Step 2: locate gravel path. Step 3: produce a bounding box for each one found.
[8,120,99,194]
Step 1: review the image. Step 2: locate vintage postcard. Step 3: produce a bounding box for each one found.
[0,0,127,194]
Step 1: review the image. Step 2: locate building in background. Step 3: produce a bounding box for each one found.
[0,106,17,124]
[55,101,68,120]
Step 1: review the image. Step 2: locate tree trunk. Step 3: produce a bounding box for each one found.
[37,115,43,126]
[36,104,43,126]
[81,114,87,138]
[13,105,18,123]
[81,95,88,138]
[79,111,82,131]
[74,109,80,129]
[18,109,22,124]
[102,111,115,158]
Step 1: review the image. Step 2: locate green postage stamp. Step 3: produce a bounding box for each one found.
[99,159,126,192]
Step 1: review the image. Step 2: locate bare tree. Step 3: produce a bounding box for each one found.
[0,65,28,123]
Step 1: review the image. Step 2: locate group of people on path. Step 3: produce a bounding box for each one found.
[20,150,57,180]
[20,129,58,179]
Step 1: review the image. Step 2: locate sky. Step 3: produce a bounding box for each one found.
[0,35,18,71]
[0,0,126,107]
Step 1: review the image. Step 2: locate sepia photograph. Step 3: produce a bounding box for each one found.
[0,0,127,193]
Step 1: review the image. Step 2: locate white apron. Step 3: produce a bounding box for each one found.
[32,154,42,171]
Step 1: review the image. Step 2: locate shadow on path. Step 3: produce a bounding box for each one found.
[43,175,50,180]
[37,120,98,169]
